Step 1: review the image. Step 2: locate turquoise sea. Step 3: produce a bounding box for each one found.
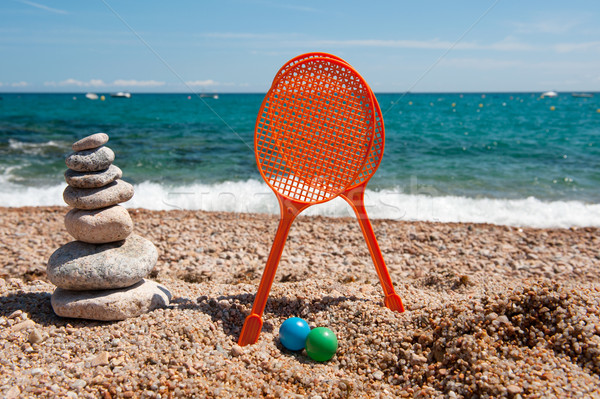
[1,92,599,227]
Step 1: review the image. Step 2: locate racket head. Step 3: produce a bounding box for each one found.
[255,57,376,204]
[273,53,386,189]
[271,52,350,88]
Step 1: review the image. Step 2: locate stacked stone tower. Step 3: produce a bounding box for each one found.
[47,133,170,321]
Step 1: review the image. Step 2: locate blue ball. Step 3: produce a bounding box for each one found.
[279,317,311,351]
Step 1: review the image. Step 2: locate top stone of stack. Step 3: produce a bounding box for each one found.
[72,133,109,151]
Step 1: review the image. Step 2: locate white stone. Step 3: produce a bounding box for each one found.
[51,279,171,321]
[64,205,133,244]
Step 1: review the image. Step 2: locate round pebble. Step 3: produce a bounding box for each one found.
[65,146,115,172]
[305,327,338,362]
[64,164,122,188]
[72,133,109,151]
[63,179,134,209]
[28,329,44,344]
[279,317,311,351]
[64,205,133,244]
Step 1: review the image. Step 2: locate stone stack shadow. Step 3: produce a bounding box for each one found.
[47,133,171,321]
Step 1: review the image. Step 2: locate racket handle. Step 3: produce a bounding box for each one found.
[343,187,405,313]
[239,198,308,346]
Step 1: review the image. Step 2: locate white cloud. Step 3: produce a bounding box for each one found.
[256,1,317,13]
[554,41,600,53]
[308,37,534,51]
[43,79,165,88]
[19,0,68,15]
[512,18,582,35]
[185,79,218,87]
[11,81,29,87]
[486,36,534,51]
[314,38,462,50]
[112,79,165,87]
[198,31,537,52]
[440,58,600,74]
[44,78,106,87]
[440,58,526,69]
[203,32,282,40]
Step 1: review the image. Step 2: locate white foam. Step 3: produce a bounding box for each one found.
[0,179,599,228]
[8,139,64,155]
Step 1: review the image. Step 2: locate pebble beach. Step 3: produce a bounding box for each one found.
[0,206,599,398]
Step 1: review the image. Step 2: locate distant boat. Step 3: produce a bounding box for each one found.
[199,93,219,99]
[572,93,593,98]
[111,92,131,98]
[540,91,558,98]
[85,93,99,100]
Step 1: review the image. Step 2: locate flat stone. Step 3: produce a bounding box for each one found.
[65,205,133,244]
[91,351,109,366]
[4,386,20,399]
[507,385,523,395]
[11,319,35,331]
[47,235,158,290]
[51,279,171,321]
[65,146,115,172]
[72,133,109,151]
[8,310,22,319]
[64,164,122,188]
[63,179,134,209]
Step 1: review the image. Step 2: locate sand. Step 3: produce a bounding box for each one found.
[0,206,599,398]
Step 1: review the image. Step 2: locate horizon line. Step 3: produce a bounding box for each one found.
[1,90,598,95]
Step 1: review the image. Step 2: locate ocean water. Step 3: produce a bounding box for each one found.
[1,92,599,227]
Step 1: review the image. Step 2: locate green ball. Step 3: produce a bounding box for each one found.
[305,327,338,362]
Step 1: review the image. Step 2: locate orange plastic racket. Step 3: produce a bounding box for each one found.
[340,96,404,313]
[239,57,377,346]
[273,52,404,313]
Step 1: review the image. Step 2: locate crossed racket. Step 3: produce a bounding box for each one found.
[238,54,404,346]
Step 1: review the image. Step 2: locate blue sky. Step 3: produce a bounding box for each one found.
[1,0,599,93]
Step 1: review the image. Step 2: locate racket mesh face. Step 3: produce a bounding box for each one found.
[255,58,375,203]
[272,52,347,88]
[349,102,384,187]
[272,52,385,190]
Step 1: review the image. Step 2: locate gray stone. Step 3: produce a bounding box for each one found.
[47,235,158,290]
[72,133,109,151]
[65,205,133,244]
[63,179,134,210]
[28,329,44,344]
[65,146,115,172]
[64,164,122,188]
[51,279,171,321]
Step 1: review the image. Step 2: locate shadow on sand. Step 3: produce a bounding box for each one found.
[170,292,368,341]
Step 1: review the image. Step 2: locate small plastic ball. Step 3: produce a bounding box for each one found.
[305,327,338,362]
[279,317,311,351]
